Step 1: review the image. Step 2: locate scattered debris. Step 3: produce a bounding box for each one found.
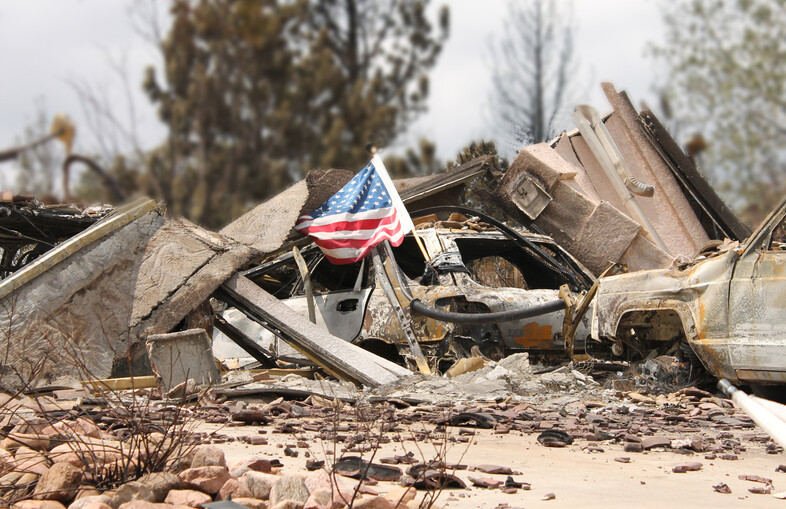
[0,83,783,509]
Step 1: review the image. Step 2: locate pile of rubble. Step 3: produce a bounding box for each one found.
[1,364,783,508]
[1,83,785,507]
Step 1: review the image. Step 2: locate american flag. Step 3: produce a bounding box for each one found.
[295,155,414,264]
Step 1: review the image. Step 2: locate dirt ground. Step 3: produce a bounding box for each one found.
[205,416,786,509]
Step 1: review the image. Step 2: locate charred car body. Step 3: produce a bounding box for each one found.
[215,207,595,372]
[592,198,786,386]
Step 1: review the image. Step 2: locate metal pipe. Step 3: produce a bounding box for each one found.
[718,379,786,450]
[750,395,786,424]
[410,298,566,325]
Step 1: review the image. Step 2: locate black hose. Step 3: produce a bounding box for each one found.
[410,298,566,325]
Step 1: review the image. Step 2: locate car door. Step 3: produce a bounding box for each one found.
[728,201,786,382]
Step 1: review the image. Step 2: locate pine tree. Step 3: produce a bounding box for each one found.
[142,0,449,228]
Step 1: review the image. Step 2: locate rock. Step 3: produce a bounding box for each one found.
[304,491,332,509]
[497,353,532,378]
[191,445,227,468]
[270,476,309,506]
[117,502,190,509]
[73,489,101,501]
[2,434,50,452]
[58,418,102,439]
[178,465,231,495]
[0,447,15,471]
[12,500,67,509]
[383,487,416,506]
[468,476,503,489]
[242,471,280,500]
[164,489,212,508]
[14,446,50,476]
[640,436,671,450]
[270,502,304,509]
[352,497,392,509]
[475,465,515,475]
[67,495,112,509]
[739,474,773,485]
[624,443,643,453]
[1,471,25,486]
[33,462,83,502]
[136,472,181,502]
[232,498,270,509]
[111,482,156,508]
[82,503,113,509]
[672,463,702,473]
[713,483,732,494]
[18,473,41,487]
[219,478,253,500]
[230,457,273,477]
[304,470,346,496]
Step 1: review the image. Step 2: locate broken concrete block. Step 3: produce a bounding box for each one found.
[146,329,220,393]
[509,143,578,192]
[534,181,595,242]
[573,201,641,274]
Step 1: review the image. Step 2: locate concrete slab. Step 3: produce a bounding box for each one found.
[146,329,221,392]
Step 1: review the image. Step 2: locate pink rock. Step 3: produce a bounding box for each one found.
[164,489,213,507]
[352,497,392,509]
[304,470,348,496]
[230,457,273,477]
[304,490,332,509]
[270,476,309,505]
[270,502,305,509]
[241,471,280,500]
[383,488,415,506]
[67,495,111,509]
[81,504,113,509]
[14,446,50,476]
[219,478,253,500]
[178,466,230,495]
[33,462,83,502]
[232,498,270,509]
[0,447,16,473]
[117,502,191,509]
[191,445,227,468]
[12,501,67,509]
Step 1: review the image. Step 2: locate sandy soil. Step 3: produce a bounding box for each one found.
[203,417,786,509]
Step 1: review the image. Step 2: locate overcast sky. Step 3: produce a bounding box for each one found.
[0,0,666,190]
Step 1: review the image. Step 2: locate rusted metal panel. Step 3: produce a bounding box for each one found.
[592,198,786,384]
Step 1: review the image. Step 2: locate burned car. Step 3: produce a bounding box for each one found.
[214,207,595,372]
[592,197,786,386]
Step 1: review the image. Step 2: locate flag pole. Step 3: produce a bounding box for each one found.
[369,148,431,263]
[411,228,431,262]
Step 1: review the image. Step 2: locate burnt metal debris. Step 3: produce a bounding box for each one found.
[2,83,786,508]
[0,82,779,410]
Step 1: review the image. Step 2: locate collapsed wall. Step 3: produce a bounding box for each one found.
[0,172,344,384]
[495,83,746,275]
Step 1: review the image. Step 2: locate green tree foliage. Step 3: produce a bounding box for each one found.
[383,138,441,178]
[143,0,448,227]
[652,0,786,220]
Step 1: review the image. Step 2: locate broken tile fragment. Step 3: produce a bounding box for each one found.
[672,462,702,473]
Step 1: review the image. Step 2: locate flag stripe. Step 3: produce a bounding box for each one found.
[296,211,399,234]
[295,157,413,264]
[313,222,405,249]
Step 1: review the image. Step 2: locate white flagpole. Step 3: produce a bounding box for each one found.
[371,154,431,262]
